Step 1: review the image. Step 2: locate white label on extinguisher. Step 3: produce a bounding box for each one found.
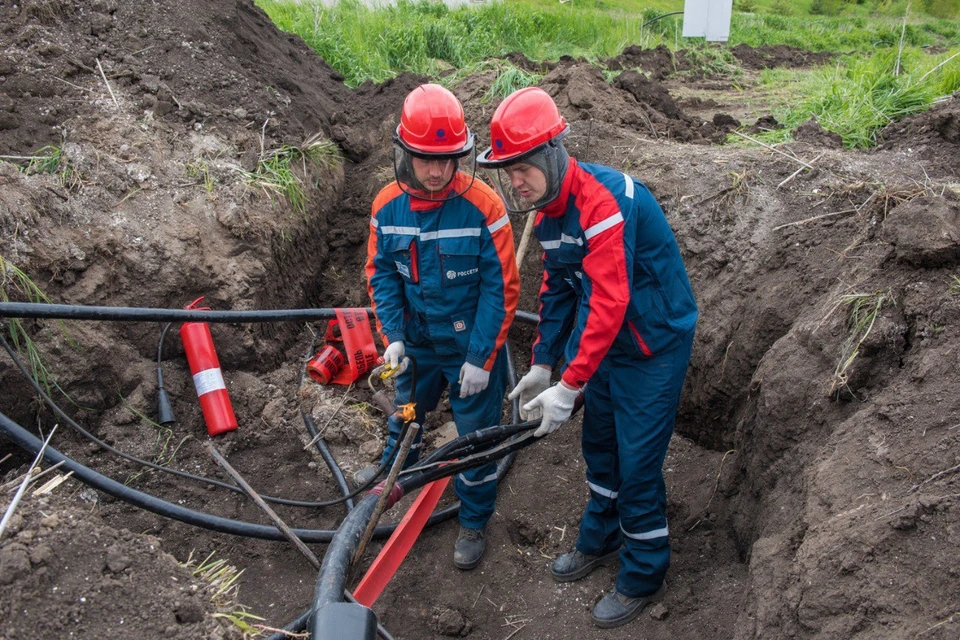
[193,368,226,397]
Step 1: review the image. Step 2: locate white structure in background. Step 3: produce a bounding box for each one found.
[682,0,734,42]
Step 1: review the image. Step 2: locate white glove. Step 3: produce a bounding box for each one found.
[508,366,552,421]
[383,341,408,375]
[525,382,580,437]
[458,362,490,398]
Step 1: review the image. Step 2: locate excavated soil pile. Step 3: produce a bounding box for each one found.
[2,2,959,640]
[878,93,960,173]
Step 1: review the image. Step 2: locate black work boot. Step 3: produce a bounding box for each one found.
[550,548,620,582]
[453,526,486,570]
[591,583,666,629]
[351,464,380,489]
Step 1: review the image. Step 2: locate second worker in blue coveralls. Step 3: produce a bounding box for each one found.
[477,87,698,628]
[362,84,520,570]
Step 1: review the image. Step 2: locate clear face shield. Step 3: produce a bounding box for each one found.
[481,135,568,215]
[393,137,477,203]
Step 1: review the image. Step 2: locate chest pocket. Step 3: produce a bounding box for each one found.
[439,236,481,288]
[556,236,585,293]
[382,234,418,284]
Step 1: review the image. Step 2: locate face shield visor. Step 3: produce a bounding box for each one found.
[479,132,569,215]
[393,131,477,203]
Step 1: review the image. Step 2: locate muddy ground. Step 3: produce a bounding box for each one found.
[1,1,959,639]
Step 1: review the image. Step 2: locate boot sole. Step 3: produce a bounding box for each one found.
[591,583,666,629]
[550,549,620,582]
[454,553,484,571]
[454,544,486,570]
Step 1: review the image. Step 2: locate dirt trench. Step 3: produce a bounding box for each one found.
[2,2,960,639]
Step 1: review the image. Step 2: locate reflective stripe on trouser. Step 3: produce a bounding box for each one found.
[381,341,507,529]
[575,331,694,598]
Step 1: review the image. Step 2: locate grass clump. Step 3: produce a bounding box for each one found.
[683,44,743,77]
[119,395,190,486]
[484,61,544,101]
[239,132,340,214]
[186,158,217,197]
[182,551,264,636]
[829,291,890,394]
[0,257,75,399]
[1,144,82,190]
[949,275,960,296]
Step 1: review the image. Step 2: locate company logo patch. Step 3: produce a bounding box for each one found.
[453,319,467,332]
[446,268,478,279]
[436,128,446,139]
[495,139,503,149]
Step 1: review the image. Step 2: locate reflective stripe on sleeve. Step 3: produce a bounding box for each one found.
[487,215,509,234]
[584,212,624,239]
[370,216,379,228]
[540,239,561,250]
[623,173,634,199]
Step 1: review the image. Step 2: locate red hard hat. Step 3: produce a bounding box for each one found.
[478,87,568,167]
[396,84,473,156]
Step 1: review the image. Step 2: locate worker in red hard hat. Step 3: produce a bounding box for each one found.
[362,84,520,570]
[478,86,698,628]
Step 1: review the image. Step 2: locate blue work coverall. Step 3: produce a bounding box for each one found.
[533,159,698,597]
[365,172,520,529]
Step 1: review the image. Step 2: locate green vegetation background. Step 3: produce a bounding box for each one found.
[256,0,960,148]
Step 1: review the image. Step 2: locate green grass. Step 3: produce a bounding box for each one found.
[0,257,77,400]
[238,132,341,214]
[119,395,190,486]
[182,551,263,636]
[259,0,959,149]
[258,0,960,88]
[483,61,544,101]
[0,144,83,190]
[751,45,960,147]
[830,291,890,394]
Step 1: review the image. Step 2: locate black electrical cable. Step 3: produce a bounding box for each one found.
[0,332,354,509]
[3,303,538,636]
[298,335,354,512]
[643,10,684,28]
[156,322,175,425]
[311,493,379,634]
[269,341,524,638]
[0,409,526,542]
[0,301,341,323]
[0,302,543,327]
[306,424,540,637]
[302,410,355,512]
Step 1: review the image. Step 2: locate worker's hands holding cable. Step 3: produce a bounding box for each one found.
[508,365,552,420]
[383,340,408,375]
[525,381,581,437]
[458,362,490,397]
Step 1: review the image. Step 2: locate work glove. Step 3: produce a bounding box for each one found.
[507,366,552,421]
[458,362,490,398]
[525,382,580,437]
[383,340,408,375]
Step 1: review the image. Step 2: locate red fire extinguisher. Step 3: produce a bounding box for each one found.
[180,297,238,436]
